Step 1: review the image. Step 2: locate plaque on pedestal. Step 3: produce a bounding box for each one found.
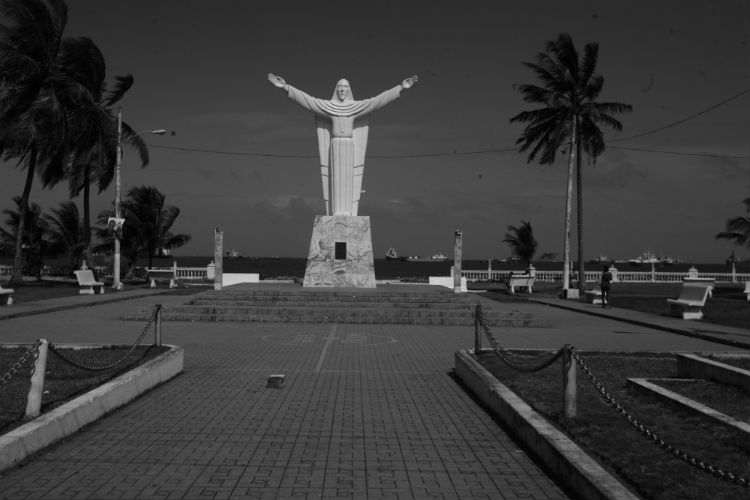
[303,215,376,288]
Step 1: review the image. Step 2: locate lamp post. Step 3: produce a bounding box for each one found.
[110,107,165,290]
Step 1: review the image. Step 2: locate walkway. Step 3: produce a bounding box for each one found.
[0,287,745,499]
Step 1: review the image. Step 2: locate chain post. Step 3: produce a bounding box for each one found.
[562,344,577,425]
[25,339,48,418]
[474,304,482,354]
[154,304,162,346]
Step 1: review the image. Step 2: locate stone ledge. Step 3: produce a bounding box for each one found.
[454,349,639,500]
[626,377,750,437]
[0,344,183,473]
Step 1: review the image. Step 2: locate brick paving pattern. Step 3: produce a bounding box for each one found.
[1,309,571,499]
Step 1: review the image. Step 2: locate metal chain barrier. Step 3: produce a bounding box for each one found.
[570,347,749,488]
[476,305,564,373]
[0,340,42,387]
[48,304,161,372]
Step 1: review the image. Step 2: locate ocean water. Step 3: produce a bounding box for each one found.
[2,254,745,280]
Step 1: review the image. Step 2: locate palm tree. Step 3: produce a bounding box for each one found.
[503,220,538,269]
[715,198,750,250]
[43,201,85,271]
[66,74,149,267]
[0,0,105,286]
[94,186,191,278]
[510,33,632,295]
[0,196,53,279]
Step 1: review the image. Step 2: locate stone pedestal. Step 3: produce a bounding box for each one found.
[303,215,376,288]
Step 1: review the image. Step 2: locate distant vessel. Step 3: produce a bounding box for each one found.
[225,249,241,258]
[628,251,659,265]
[406,253,448,262]
[589,254,610,264]
[385,248,400,260]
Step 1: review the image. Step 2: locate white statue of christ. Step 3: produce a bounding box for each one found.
[268,74,418,216]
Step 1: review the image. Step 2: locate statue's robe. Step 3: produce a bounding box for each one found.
[286,85,402,216]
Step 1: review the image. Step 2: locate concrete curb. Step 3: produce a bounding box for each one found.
[0,344,183,473]
[454,349,640,500]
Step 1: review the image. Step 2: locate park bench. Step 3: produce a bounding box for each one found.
[682,277,715,298]
[582,289,602,305]
[666,281,711,320]
[0,283,14,305]
[74,269,105,295]
[146,267,178,288]
[507,274,534,294]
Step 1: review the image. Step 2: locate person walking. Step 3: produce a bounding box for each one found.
[600,264,613,308]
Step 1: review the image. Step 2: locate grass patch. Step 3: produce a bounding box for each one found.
[477,350,749,500]
[0,344,169,435]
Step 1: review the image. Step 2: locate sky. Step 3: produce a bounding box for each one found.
[1,0,749,262]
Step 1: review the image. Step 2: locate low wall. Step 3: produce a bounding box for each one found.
[222,273,260,286]
[0,345,183,473]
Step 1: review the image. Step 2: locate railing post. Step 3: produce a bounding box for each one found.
[214,228,223,291]
[154,305,162,346]
[453,229,463,293]
[474,305,482,354]
[25,339,48,418]
[562,344,576,425]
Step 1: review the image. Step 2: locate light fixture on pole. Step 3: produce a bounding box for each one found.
[110,107,165,290]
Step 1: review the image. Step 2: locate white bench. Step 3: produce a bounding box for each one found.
[74,269,105,295]
[682,277,715,298]
[667,281,711,320]
[507,274,534,294]
[583,289,603,305]
[0,283,14,305]
[146,268,177,288]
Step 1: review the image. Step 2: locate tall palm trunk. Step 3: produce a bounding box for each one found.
[575,116,585,294]
[561,118,576,295]
[82,166,94,270]
[10,148,37,287]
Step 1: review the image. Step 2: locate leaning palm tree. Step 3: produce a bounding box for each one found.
[510,33,632,295]
[66,74,149,266]
[715,198,750,250]
[43,201,86,271]
[503,220,538,270]
[0,0,104,286]
[94,186,191,278]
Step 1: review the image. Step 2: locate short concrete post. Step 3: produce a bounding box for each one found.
[25,339,48,418]
[206,261,216,280]
[453,229,463,293]
[562,345,576,425]
[650,262,656,283]
[154,304,162,347]
[214,228,223,291]
[688,266,699,279]
[170,261,178,288]
[474,305,482,354]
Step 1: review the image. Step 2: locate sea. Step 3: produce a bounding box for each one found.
[2,255,746,280]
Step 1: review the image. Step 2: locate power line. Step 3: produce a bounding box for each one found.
[609,88,750,143]
[145,88,750,161]
[608,145,750,159]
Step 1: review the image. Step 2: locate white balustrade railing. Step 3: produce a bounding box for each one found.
[461,269,750,284]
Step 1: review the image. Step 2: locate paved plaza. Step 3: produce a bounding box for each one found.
[0,288,746,499]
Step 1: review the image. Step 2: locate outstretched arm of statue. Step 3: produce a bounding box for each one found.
[267,73,288,90]
[401,75,418,89]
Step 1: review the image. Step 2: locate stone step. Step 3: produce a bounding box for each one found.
[126,304,544,327]
[187,299,473,309]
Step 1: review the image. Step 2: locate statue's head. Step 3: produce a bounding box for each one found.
[332,79,354,103]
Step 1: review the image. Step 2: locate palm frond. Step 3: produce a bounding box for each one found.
[103,74,134,107]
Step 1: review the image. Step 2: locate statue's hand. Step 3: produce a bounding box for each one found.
[268,73,286,89]
[401,75,418,89]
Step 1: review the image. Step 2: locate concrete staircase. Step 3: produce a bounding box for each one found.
[126,284,546,327]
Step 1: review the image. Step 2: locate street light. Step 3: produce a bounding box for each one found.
[111,107,165,290]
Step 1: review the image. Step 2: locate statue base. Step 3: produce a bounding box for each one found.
[303,215,376,288]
